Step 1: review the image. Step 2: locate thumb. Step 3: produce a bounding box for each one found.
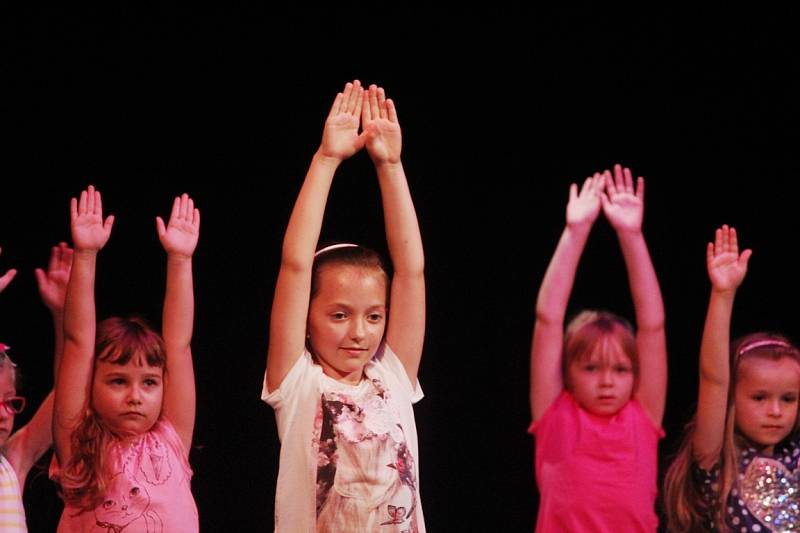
[156,216,166,238]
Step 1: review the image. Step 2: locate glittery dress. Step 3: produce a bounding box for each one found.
[696,439,800,532]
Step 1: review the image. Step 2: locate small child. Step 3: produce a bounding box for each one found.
[529,167,667,531]
[663,226,800,532]
[52,187,200,532]
[1,242,71,531]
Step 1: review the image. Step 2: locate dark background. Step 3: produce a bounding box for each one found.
[3,6,799,531]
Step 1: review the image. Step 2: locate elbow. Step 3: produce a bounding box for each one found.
[534,307,562,327]
[279,252,312,275]
[699,367,728,388]
[637,317,666,334]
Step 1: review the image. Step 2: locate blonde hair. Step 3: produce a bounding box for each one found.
[0,344,20,387]
[562,310,639,389]
[663,333,800,532]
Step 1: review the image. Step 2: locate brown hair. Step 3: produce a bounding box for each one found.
[663,332,800,532]
[311,243,389,303]
[60,316,166,511]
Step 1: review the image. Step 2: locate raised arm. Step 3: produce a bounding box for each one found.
[0,246,17,293]
[601,164,667,425]
[693,226,751,468]
[265,80,366,392]
[530,173,605,421]
[157,194,199,452]
[35,242,73,380]
[362,85,425,385]
[53,186,114,466]
[5,243,74,485]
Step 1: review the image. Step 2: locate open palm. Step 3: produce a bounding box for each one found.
[157,194,200,258]
[707,225,751,292]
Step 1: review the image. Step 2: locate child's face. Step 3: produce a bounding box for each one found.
[92,356,164,439]
[735,356,800,455]
[567,340,634,416]
[307,265,387,385]
[0,369,16,446]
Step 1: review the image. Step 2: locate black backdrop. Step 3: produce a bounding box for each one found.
[4,7,799,532]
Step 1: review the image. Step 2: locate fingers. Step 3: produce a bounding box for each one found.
[346,80,362,115]
[578,176,593,196]
[569,183,578,202]
[622,165,634,193]
[377,86,387,119]
[739,248,753,269]
[369,84,380,120]
[34,267,46,290]
[48,244,60,272]
[386,98,398,123]
[605,168,618,197]
[164,193,200,230]
[728,226,738,254]
[328,92,344,119]
[0,269,17,292]
[712,225,747,258]
[713,226,723,256]
[361,89,372,122]
[60,242,73,270]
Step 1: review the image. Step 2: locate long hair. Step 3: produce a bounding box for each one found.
[663,332,800,532]
[60,316,166,511]
[562,310,639,389]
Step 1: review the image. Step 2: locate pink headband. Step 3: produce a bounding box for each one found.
[314,243,359,257]
[738,339,794,355]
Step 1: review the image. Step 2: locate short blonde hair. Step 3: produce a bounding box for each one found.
[562,310,638,388]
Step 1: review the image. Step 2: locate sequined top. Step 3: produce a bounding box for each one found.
[696,438,800,532]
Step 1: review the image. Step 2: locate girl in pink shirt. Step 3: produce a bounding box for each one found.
[529,167,667,532]
[52,187,200,532]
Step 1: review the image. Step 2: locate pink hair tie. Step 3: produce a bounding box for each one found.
[314,243,359,257]
[738,339,793,355]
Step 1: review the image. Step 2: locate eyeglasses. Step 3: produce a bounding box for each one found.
[0,397,25,414]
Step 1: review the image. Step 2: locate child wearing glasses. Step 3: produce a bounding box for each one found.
[0,243,72,531]
[51,188,200,532]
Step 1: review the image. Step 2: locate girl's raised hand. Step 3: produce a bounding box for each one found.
[707,225,752,293]
[566,172,605,230]
[362,84,402,166]
[601,164,645,233]
[70,185,114,252]
[0,247,16,292]
[35,242,73,313]
[157,193,200,258]
[319,80,365,161]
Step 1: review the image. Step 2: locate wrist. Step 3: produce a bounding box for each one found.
[710,286,738,298]
[167,253,193,264]
[73,249,99,259]
[614,226,644,239]
[313,150,344,168]
[374,160,404,178]
[565,221,593,237]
